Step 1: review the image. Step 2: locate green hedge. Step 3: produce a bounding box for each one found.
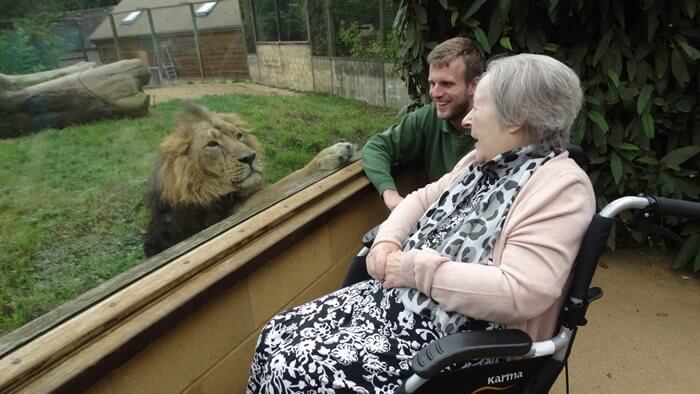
[0,15,68,74]
[392,0,699,270]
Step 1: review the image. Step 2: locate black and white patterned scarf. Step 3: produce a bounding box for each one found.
[396,145,560,332]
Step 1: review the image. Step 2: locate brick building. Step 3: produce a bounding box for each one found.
[89,0,248,80]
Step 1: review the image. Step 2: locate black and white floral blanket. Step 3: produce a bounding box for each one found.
[247,280,499,393]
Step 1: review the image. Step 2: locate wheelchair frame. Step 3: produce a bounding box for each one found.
[348,195,700,394]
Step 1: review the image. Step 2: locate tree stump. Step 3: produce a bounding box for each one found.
[0,59,151,138]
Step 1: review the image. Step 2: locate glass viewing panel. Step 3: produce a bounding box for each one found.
[0,0,399,357]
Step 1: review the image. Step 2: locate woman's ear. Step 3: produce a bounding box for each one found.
[508,123,534,145]
[506,123,524,134]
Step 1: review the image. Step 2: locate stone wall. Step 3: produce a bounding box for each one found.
[248,43,409,109]
[250,43,313,91]
[384,63,409,109]
[311,57,333,94]
[247,54,261,82]
[331,59,385,107]
[331,58,410,108]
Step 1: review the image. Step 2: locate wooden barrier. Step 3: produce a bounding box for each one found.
[0,161,423,393]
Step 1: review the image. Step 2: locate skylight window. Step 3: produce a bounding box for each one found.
[195,1,217,17]
[121,10,142,25]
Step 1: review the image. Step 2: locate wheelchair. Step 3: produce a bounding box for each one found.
[342,194,700,393]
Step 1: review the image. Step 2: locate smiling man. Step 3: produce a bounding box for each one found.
[362,37,485,210]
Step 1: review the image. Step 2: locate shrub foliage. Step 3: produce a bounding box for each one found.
[392,0,699,270]
[338,20,400,60]
[0,15,69,74]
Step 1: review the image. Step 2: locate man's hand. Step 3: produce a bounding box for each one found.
[382,251,410,289]
[382,189,404,211]
[366,242,400,281]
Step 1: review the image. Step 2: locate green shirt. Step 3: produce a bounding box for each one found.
[361,103,475,195]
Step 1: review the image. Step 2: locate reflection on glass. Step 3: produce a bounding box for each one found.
[121,10,142,25]
[195,1,218,17]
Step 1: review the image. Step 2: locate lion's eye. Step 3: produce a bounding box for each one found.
[206,140,219,147]
[236,132,243,139]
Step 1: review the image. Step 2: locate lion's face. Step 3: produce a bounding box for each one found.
[190,113,263,190]
[158,103,263,205]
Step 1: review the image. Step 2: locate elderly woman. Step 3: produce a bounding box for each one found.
[247,54,595,393]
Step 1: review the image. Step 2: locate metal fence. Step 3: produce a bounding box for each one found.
[97,0,248,81]
[240,0,398,59]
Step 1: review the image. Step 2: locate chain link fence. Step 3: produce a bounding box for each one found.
[325,0,397,59]
[240,0,398,59]
[240,0,409,108]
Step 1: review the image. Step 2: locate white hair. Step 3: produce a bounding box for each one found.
[484,54,583,152]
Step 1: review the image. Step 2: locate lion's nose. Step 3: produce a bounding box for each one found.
[239,153,256,166]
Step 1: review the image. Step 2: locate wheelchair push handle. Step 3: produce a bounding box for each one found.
[599,195,700,219]
[653,196,700,220]
[569,194,699,318]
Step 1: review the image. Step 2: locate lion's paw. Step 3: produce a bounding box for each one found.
[313,142,356,171]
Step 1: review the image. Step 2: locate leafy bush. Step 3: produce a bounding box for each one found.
[248,0,308,42]
[392,0,699,270]
[338,20,399,60]
[307,0,329,55]
[0,28,42,74]
[0,15,68,74]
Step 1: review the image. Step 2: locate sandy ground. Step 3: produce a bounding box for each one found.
[144,82,298,105]
[141,83,699,392]
[551,249,699,393]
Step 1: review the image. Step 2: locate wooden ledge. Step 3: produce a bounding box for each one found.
[0,157,361,358]
[0,160,370,392]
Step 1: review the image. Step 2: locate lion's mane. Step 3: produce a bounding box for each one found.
[143,103,264,257]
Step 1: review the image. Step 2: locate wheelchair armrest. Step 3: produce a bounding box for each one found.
[361,224,380,249]
[412,329,533,379]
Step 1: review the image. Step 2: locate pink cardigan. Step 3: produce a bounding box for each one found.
[374,151,595,341]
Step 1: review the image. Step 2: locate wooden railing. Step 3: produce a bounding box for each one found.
[0,161,423,393]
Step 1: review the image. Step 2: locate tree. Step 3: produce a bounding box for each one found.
[0,0,119,74]
[0,0,119,18]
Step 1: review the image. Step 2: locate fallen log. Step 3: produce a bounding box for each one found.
[0,59,150,138]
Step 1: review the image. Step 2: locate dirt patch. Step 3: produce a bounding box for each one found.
[144,82,299,105]
[552,249,699,393]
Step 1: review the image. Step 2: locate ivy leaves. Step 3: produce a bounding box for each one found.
[637,85,653,114]
[473,27,489,53]
[661,147,700,171]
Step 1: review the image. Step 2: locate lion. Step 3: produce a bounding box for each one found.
[143,103,355,257]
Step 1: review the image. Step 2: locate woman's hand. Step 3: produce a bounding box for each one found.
[366,242,399,281]
[382,251,410,289]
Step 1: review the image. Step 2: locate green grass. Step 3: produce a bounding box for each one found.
[0,93,397,335]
